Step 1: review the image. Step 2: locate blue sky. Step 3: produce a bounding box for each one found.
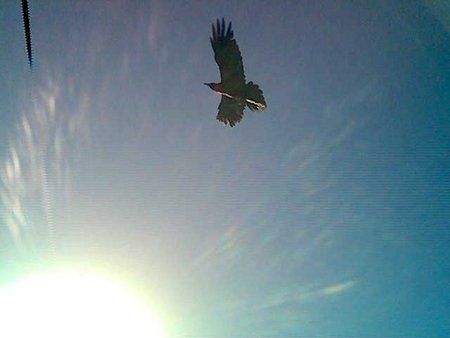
[1,0,449,336]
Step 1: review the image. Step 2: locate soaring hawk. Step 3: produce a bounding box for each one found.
[205,19,267,127]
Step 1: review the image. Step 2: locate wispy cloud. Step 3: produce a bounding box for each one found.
[320,280,357,296]
[258,279,358,310]
[283,79,378,173]
[193,223,249,269]
[0,77,90,255]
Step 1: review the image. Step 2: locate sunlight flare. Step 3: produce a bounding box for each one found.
[0,269,166,338]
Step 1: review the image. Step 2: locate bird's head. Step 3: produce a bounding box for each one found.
[204,82,221,92]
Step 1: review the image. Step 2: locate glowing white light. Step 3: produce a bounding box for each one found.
[0,270,166,338]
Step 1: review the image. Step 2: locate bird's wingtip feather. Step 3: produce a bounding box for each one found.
[226,22,232,37]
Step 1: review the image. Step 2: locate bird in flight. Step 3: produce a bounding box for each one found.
[205,19,267,127]
[21,0,33,70]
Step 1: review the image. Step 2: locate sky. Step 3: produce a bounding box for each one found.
[0,0,449,336]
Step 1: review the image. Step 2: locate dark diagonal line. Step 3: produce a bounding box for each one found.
[21,0,33,70]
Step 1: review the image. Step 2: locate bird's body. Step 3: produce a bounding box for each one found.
[205,19,267,127]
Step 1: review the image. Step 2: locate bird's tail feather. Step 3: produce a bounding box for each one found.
[245,81,267,111]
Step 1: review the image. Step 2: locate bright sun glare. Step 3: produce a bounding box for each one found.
[0,269,166,338]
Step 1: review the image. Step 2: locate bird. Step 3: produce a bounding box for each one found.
[205,18,267,127]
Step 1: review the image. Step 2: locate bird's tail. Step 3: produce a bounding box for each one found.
[245,81,267,111]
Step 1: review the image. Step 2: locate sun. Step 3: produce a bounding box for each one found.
[0,269,166,338]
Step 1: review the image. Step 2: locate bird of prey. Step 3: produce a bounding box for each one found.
[205,19,267,127]
[21,0,33,70]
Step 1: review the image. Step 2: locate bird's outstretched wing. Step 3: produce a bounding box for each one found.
[216,96,245,127]
[210,18,246,89]
[21,0,33,70]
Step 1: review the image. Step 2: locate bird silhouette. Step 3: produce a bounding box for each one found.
[205,19,267,127]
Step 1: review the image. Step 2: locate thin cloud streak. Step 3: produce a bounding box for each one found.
[258,279,358,310]
[0,77,90,255]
